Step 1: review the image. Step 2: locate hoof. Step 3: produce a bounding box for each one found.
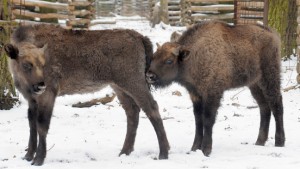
[23,153,34,162]
[201,146,211,157]
[275,134,285,147]
[31,157,44,166]
[158,151,168,160]
[119,148,133,156]
[275,140,285,147]
[191,145,201,152]
[255,141,265,146]
[255,139,266,146]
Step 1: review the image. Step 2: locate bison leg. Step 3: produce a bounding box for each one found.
[116,83,169,159]
[259,47,285,146]
[142,99,170,159]
[268,95,285,146]
[249,84,271,146]
[112,86,141,156]
[32,91,56,166]
[189,94,203,151]
[262,89,285,147]
[24,100,38,161]
[201,94,221,157]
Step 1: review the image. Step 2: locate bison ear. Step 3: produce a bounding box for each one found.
[4,44,19,60]
[156,42,161,49]
[178,47,190,62]
[41,43,48,52]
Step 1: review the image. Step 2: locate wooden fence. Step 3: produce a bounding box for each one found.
[167,0,181,25]
[96,0,151,17]
[185,0,235,24]
[10,0,94,29]
[156,0,268,26]
[235,0,267,25]
[7,0,269,28]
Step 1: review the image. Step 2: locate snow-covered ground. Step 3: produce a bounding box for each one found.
[1,17,300,169]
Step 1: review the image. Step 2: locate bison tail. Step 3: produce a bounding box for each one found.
[142,36,153,74]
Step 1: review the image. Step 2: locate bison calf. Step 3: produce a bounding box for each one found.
[4,24,170,165]
[146,20,285,156]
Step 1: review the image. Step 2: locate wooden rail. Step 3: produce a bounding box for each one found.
[10,0,94,29]
[12,9,71,20]
[11,0,68,11]
[152,0,267,26]
[184,0,235,24]
[190,5,234,12]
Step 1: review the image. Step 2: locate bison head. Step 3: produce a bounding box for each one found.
[4,43,47,96]
[146,42,190,88]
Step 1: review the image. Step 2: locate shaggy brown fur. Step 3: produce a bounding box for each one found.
[5,24,169,166]
[146,20,285,156]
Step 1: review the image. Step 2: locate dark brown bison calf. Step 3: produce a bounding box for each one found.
[4,24,169,165]
[146,20,285,156]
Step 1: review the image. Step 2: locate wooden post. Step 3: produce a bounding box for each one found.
[263,0,269,25]
[180,0,191,26]
[297,0,300,83]
[160,0,169,25]
[234,0,238,25]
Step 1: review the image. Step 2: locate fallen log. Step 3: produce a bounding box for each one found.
[72,93,116,108]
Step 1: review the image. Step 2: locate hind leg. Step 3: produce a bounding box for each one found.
[112,86,141,156]
[260,85,285,147]
[259,44,285,146]
[249,84,271,146]
[114,82,169,159]
[269,95,285,146]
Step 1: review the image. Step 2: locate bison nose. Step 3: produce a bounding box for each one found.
[32,82,46,95]
[146,72,157,83]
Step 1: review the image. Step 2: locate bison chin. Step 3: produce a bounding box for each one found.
[147,78,173,89]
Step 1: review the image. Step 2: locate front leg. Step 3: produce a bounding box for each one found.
[24,100,38,161]
[32,90,56,166]
[32,110,52,166]
[201,94,221,156]
[190,94,204,151]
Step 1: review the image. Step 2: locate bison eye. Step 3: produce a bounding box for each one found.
[165,59,174,65]
[22,62,33,72]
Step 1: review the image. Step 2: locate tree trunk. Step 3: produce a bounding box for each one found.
[268,0,297,59]
[285,0,297,58]
[0,0,19,110]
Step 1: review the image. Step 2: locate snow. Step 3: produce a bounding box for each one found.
[1,17,300,169]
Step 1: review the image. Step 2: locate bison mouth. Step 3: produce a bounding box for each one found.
[32,82,47,95]
[146,72,172,89]
[146,72,160,86]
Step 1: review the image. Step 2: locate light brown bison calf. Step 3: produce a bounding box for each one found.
[146,20,285,156]
[4,25,169,165]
